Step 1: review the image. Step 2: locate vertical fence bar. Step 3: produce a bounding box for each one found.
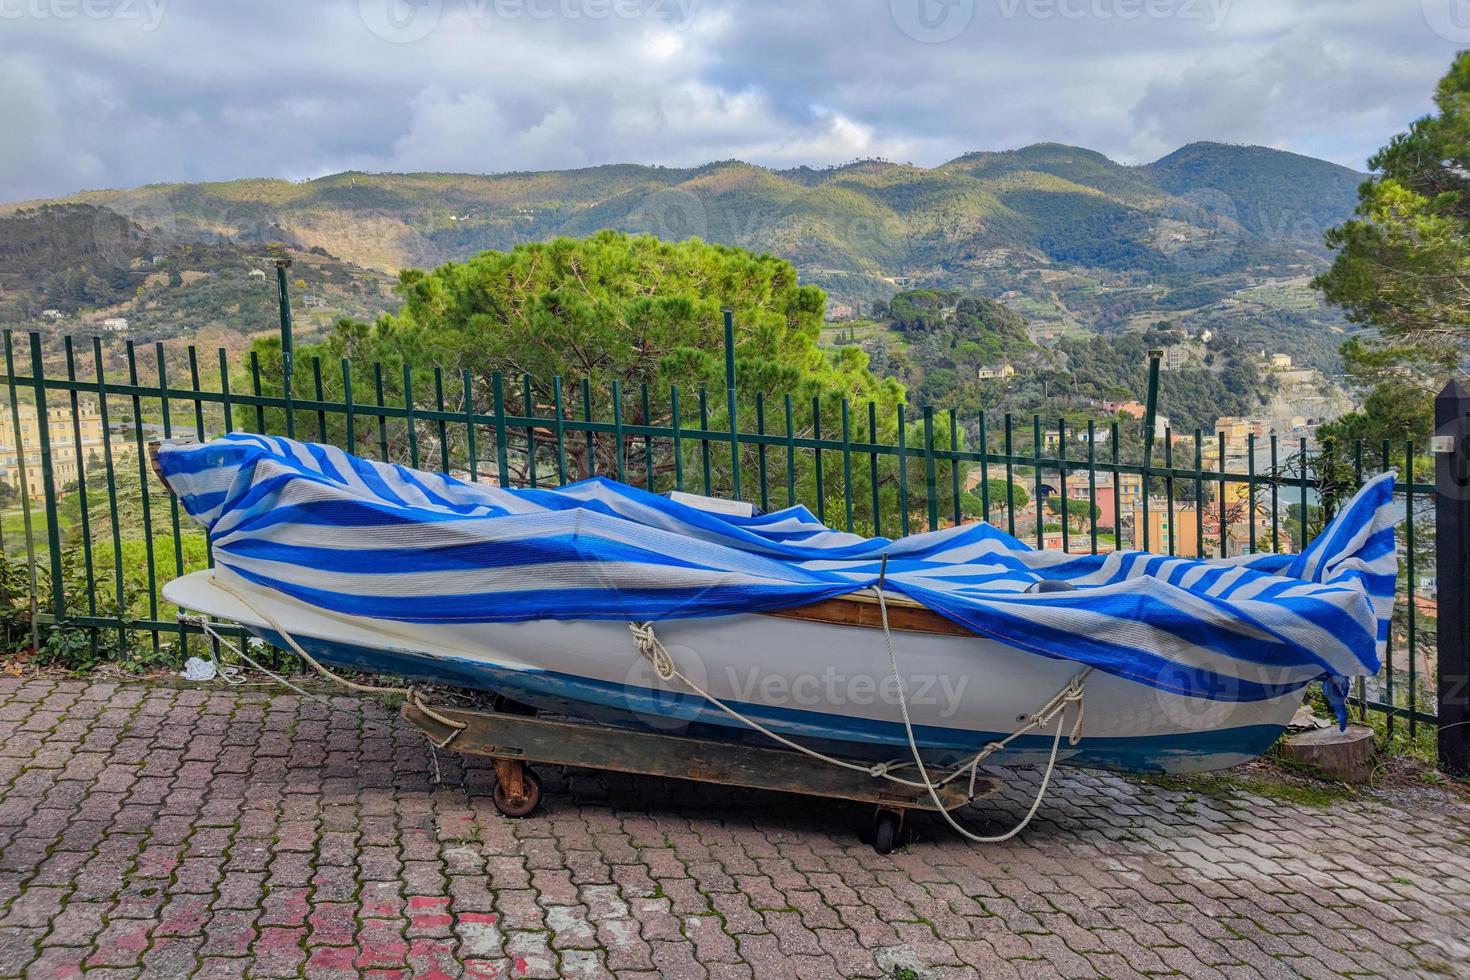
[922,407,938,533]
[342,360,356,453]
[581,379,595,479]
[93,338,125,655]
[671,386,684,492]
[156,346,187,657]
[897,405,909,537]
[219,349,235,434]
[63,338,96,624]
[949,411,961,527]
[4,334,41,653]
[1193,429,1204,559]
[784,394,795,508]
[1383,438,1395,738]
[978,412,990,525]
[640,383,654,492]
[1355,438,1367,714]
[552,377,567,486]
[1297,437,1309,549]
[1087,420,1097,555]
[1110,421,1122,548]
[313,358,328,443]
[372,364,388,460]
[125,342,158,653]
[1058,418,1069,554]
[1031,415,1043,549]
[723,309,741,503]
[155,344,188,658]
[492,373,509,487]
[1003,414,1015,538]
[1406,443,1417,737]
[1436,380,1470,773]
[433,369,449,472]
[188,346,208,442]
[869,402,882,537]
[756,393,770,514]
[403,365,419,469]
[249,351,266,433]
[1246,433,1257,553]
[1217,431,1227,558]
[1163,430,1175,557]
[1271,435,1281,551]
[841,400,854,533]
[523,374,538,489]
[812,397,825,524]
[612,380,626,485]
[463,369,478,483]
[698,388,712,496]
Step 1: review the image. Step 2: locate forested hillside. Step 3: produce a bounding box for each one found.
[5,142,1363,359]
[0,204,400,342]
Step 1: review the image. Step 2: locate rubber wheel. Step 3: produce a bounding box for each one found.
[873,810,902,855]
[492,766,543,818]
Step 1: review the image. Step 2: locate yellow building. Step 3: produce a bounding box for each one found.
[1144,501,1201,556]
[0,401,106,499]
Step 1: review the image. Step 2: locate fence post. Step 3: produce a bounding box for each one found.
[1436,379,1470,775]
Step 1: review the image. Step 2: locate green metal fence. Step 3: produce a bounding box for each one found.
[0,326,1437,736]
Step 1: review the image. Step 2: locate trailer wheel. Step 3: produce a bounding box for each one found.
[873,809,902,855]
[492,765,543,818]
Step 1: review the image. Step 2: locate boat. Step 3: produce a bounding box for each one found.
[157,433,1397,779]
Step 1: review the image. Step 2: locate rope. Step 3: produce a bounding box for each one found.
[184,573,468,738]
[627,581,1090,843]
[872,581,1088,843]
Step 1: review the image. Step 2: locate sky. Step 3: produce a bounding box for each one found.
[0,0,1464,202]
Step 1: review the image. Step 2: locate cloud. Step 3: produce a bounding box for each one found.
[0,0,1460,201]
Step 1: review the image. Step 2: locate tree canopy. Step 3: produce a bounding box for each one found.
[1314,52,1470,447]
[261,232,939,527]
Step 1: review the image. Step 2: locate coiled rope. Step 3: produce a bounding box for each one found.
[628,571,1089,842]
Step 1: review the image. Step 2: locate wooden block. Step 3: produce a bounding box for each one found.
[1278,724,1375,783]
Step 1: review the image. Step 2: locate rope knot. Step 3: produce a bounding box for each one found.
[629,621,676,680]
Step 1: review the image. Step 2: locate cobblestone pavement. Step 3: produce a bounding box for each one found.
[0,679,1467,979]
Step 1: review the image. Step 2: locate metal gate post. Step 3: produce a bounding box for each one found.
[1435,380,1470,775]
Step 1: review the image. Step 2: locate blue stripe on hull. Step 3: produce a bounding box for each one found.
[259,629,1282,775]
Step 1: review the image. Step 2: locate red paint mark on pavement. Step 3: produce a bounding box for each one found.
[408,895,453,931]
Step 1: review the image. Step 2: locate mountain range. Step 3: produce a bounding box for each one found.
[1,141,1366,371]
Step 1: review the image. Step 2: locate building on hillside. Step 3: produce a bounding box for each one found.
[101,317,129,333]
[826,304,855,320]
[248,268,268,279]
[1161,346,1189,371]
[1213,415,1271,446]
[39,309,65,322]
[976,363,1015,381]
[1065,472,1143,534]
[1269,353,1293,370]
[1143,501,1201,556]
[0,401,106,500]
[1102,399,1146,419]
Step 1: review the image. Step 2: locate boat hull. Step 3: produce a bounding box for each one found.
[164,569,1300,774]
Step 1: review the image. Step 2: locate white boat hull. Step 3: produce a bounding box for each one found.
[164,568,1301,774]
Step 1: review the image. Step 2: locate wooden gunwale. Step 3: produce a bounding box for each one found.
[761,590,975,637]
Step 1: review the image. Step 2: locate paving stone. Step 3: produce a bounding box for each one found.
[0,679,1458,979]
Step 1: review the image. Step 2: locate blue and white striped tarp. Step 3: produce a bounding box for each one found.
[157,433,1396,720]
